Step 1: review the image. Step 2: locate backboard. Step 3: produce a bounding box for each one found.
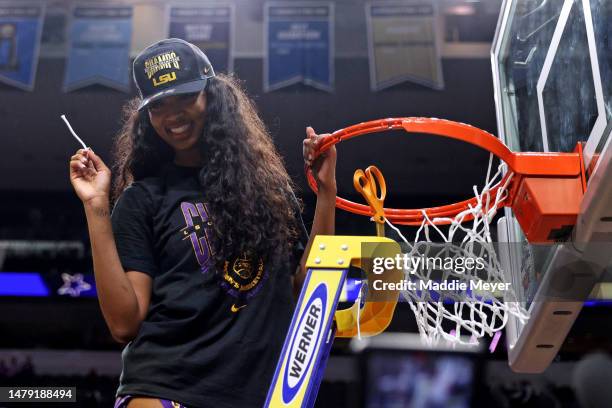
[491,0,612,372]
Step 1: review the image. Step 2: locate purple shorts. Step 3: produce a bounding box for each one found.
[114,395,189,408]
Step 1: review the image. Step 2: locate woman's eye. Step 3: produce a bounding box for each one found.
[148,102,163,112]
[179,93,199,103]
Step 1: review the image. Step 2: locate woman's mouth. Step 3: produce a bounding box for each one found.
[168,123,193,138]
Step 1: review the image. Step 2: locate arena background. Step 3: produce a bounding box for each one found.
[0,0,610,407]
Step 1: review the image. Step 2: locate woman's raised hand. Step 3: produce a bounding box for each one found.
[303,126,337,193]
[69,148,111,206]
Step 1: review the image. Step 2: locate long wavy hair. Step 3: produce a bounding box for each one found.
[112,74,301,270]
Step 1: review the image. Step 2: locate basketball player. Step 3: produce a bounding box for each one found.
[69,38,336,408]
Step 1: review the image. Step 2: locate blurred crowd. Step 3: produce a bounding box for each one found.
[0,355,117,408]
[0,355,34,379]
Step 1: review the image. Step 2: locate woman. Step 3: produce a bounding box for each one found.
[69,38,336,408]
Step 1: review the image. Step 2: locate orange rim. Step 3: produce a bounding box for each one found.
[306,118,582,225]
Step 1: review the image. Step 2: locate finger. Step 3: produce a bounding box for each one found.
[86,149,107,172]
[85,155,96,171]
[305,147,313,162]
[70,160,86,171]
[71,153,89,165]
[303,139,315,158]
[314,133,331,146]
[85,167,96,179]
[70,157,87,167]
[83,148,93,161]
[70,160,88,178]
[306,126,316,139]
[313,136,322,148]
[303,146,313,165]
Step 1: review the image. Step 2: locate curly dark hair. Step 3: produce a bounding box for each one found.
[112,74,301,270]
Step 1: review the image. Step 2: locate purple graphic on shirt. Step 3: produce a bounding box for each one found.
[180,202,212,273]
[180,201,267,311]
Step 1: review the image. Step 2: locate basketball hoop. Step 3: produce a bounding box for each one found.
[306,118,585,242]
[306,118,586,346]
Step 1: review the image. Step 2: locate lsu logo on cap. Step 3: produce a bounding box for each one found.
[144,51,181,87]
[153,72,176,86]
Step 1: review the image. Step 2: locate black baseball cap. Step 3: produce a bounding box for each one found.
[133,38,215,110]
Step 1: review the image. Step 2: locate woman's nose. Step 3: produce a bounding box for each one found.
[165,105,186,120]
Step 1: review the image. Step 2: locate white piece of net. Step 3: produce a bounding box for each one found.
[385,155,530,346]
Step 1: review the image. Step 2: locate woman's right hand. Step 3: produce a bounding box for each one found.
[69,148,111,206]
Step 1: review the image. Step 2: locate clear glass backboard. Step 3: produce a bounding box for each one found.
[491,0,611,372]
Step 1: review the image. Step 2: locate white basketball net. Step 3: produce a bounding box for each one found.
[385,156,530,346]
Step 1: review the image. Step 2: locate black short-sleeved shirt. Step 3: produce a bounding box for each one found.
[110,162,308,408]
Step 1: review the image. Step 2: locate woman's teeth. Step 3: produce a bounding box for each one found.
[169,123,190,134]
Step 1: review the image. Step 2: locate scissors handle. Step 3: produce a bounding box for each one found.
[353,165,387,231]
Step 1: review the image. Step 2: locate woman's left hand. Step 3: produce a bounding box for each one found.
[303,126,337,193]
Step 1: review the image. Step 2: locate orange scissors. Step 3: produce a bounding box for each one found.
[353,165,386,236]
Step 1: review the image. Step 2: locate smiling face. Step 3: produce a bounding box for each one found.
[147,92,207,164]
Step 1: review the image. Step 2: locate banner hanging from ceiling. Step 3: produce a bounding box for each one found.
[167,4,234,73]
[264,1,334,92]
[0,2,45,91]
[366,1,444,91]
[64,5,133,92]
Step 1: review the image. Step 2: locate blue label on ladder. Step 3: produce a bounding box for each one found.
[282,283,327,402]
[265,268,346,408]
